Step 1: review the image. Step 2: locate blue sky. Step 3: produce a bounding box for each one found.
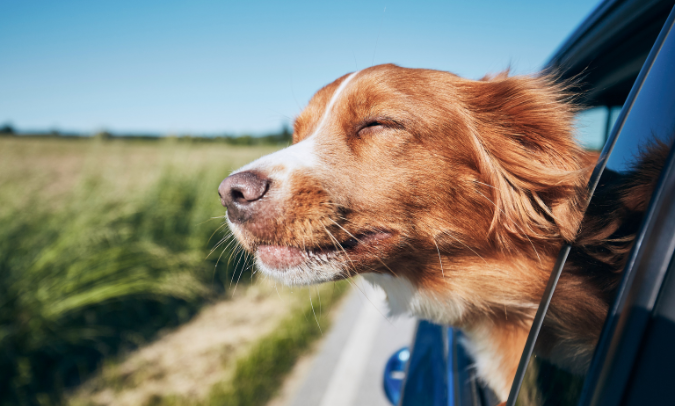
[0,0,599,135]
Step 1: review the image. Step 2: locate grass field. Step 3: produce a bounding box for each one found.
[0,137,341,406]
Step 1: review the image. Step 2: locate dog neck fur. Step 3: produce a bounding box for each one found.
[363,273,466,325]
[363,272,530,402]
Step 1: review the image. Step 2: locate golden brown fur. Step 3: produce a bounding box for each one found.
[220,64,666,400]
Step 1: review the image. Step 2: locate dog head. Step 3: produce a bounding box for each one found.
[219,64,590,322]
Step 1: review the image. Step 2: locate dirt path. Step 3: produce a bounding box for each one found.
[69,279,309,406]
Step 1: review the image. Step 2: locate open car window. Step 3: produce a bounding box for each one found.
[508,4,675,406]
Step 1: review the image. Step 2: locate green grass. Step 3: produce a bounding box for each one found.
[0,138,282,406]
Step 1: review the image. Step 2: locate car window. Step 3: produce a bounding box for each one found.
[575,106,622,151]
[511,8,675,406]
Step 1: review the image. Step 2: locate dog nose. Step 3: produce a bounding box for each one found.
[218,171,270,222]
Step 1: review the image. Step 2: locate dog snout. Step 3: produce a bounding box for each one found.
[219,171,270,223]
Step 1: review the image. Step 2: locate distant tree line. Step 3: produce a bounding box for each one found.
[0,123,15,135]
[0,123,293,146]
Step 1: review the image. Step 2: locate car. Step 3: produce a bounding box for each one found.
[383,0,675,405]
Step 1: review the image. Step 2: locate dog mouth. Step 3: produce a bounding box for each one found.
[256,230,394,271]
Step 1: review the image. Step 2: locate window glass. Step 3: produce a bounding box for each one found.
[574,106,623,151]
[575,107,607,150]
[608,106,622,134]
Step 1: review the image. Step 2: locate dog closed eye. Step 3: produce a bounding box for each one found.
[356,118,403,137]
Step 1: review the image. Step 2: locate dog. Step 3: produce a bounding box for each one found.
[217,64,664,401]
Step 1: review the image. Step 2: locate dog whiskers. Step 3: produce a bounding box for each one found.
[206,221,231,242]
[232,251,253,294]
[208,231,234,257]
[230,247,247,288]
[227,241,240,267]
[309,290,322,334]
[326,218,362,244]
[274,281,281,299]
[326,218,400,278]
[214,233,241,279]
[321,224,357,279]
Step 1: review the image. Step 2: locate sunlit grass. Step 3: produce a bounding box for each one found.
[0,138,280,406]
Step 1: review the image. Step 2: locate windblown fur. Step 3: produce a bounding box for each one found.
[218,64,667,401]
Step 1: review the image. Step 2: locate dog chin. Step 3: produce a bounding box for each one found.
[254,255,346,286]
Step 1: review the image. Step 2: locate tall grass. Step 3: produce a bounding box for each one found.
[0,138,279,406]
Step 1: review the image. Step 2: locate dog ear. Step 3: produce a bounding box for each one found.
[458,73,593,250]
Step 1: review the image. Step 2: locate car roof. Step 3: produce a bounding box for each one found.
[545,0,675,106]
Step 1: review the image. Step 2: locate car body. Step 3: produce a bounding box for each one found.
[384,1,675,405]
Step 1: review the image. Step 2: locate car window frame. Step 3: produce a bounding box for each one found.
[506,5,675,406]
